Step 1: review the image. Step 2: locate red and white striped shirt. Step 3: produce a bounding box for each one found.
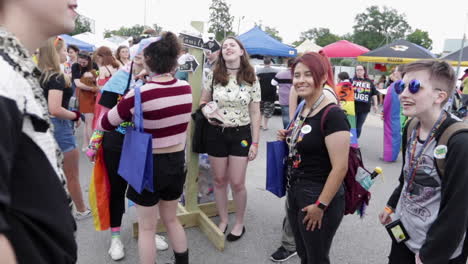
[101,79,192,149]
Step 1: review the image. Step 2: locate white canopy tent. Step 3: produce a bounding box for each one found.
[295,39,322,54]
[73,32,118,51]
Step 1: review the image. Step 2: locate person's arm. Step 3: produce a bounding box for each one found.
[419,132,468,263]
[99,89,135,131]
[248,80,261,161]
[271,77,279,86]
[199,73,214,106]
[46,76,79,121]
[74,78,96,92]
[0,235,16,264]
[371,81,379,112]
[289,88,298,120]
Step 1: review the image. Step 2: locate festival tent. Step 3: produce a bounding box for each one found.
[320,40,369,58]
[295,39,322,53]
[238,26,297,57]
[74,32,118,51]
[357,39,435,64]
[59,34,95,52]
[440,45,468,66]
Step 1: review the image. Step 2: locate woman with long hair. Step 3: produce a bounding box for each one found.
[115,45,130,66]
[277,52,350,264]
[199,37,261,241]
[100,32,191,264]
[352,64,379,138]
[38,37,91,220]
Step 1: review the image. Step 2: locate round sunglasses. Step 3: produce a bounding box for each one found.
[394,79,421,94]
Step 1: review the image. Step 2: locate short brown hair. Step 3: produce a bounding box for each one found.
[401,60,456,104]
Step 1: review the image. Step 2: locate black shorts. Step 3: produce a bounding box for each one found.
[206,124,252,157]
[126,151,186,206]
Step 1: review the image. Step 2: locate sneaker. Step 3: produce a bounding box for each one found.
[270,246,297,262]
[108,237,125,261]
[155,234,169,251]
[74,209,92,221]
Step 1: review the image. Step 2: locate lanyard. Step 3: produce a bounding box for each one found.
[405,112,446,194]
[287,93,325,158]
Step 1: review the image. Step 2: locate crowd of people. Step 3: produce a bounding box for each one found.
[1,1,468,264]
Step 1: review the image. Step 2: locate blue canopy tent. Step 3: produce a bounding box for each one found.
[59,34,95,52]
[238,27,297,57]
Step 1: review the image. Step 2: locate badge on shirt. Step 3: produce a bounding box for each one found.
[434,145,448,159]
[301,125,312,134]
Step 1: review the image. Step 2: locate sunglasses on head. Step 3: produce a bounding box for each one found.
[394,79,421,94]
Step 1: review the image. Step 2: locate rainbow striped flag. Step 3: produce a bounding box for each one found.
[89,148,111,231]
[383,83,405,162]
[335,82,358,147]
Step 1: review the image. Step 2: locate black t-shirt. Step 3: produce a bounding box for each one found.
[352,77,377,114]
[293,104,350,183]
[71,62,99,81]
[257,67,278,102]
[99,91,126,152]
[41,74,73,109]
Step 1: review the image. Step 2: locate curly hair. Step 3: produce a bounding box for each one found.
[212,37,256,86]
[143,32,181,74]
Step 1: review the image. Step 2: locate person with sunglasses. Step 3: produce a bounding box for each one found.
[379,60,468,264]
[0,0,79,263]
[352,64,379,138]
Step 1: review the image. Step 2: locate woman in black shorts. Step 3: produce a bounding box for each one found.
[199,37,261,241]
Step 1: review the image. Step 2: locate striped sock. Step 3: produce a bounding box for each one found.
[111,227,121,239]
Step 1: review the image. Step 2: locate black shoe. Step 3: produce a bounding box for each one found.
[270,246,297,262]
[226,227,245,242]
[221,224,228,234]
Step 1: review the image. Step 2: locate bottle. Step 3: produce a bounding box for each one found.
[355,167,373,190]
[370,167,383,179]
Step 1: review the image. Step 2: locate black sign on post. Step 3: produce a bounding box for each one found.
[203,40,221,53]
[179,33,204,49]
[179,54,199,73]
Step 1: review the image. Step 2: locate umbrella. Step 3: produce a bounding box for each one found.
[440,46,468,67]
[296,39,322,53]
[320,40,369,58]
[357,39,435,64]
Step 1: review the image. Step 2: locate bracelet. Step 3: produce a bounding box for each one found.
[384,206,394,214]
[72,111,81,121]
[251,142,259,147]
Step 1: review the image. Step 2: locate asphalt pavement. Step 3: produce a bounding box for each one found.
[76,111,403,264]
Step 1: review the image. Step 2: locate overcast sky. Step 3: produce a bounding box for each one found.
[77,0,468,53]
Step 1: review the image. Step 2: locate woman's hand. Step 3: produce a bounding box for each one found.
[248,144,258,161]
[379,210,393,225]
[302,204,324,231]
[277,128,291,141]
[415,253,423,264]
[83,72,93,78]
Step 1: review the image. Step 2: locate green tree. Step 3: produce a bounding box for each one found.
[406,29,433,50]
[208,0,234,41]
[296,28,340,47]
[264,26,282,42]
[71,15,92,36]
[352,5,411,50]
[104,24,163,38]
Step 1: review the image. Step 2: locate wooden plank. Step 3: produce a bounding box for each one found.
[199,200,236,218]
[133,211,200,238]
[197,211,225,251]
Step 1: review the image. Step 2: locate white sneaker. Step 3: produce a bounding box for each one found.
[108,237,125,261]
[74,209,92,221]
[155,234,169,251]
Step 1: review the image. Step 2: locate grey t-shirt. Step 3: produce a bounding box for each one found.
[395,136,465,258]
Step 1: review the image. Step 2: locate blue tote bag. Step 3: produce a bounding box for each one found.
[118,87,154,194]
[266,141,288,198]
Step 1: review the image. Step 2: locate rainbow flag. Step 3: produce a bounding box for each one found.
[89,148,111,231]
[383,83,404,162]
[335,82,358,147]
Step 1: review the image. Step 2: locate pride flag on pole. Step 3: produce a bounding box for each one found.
[383,83,405,162]
[335,81,359,148]
[89,148,111,231]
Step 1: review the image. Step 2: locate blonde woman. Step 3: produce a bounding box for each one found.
[38,37,91,220]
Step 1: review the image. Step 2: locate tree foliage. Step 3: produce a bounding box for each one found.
[71,15,92,36]
[264,26,283,42]
[296,28,340,47]
[406,29,433,50]
[208,0,234,41]
[103,24,163,38]
[352,6,411,50]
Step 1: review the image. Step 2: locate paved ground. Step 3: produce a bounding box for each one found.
[76,112,403,264]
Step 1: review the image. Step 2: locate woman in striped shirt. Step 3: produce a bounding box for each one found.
[100,32,192,264]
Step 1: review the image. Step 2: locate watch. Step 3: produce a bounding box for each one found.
[315,200,328,211]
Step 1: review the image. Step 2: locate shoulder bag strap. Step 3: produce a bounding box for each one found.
[133,87,143,132]
[436,122,468,177]
[320,104,339,134]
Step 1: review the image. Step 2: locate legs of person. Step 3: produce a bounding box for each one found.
[208,156,229,231]
[281,105,290,129]
[355,111,369,138]
[388,241,415,264]
[287,187,307,264]
[159,199,187,254]
[227,155,249,235]
[63,148,87,212]
[135,204,158,264]
[281,198,296,252]
[262,101,274,130]
[83,113,93,149]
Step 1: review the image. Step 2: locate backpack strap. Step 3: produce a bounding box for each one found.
[405,118,418,143]
[435,122,468,177]
[320,104,340,133]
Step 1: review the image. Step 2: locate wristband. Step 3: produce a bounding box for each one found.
[384,206,394,214]
[72,111,81,121]
[315,200,328,210]
[251,142,259,147]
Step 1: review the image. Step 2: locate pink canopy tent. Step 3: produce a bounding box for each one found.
[320,40,369,58]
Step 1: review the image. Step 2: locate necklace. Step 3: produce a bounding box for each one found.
[226,67,240,70]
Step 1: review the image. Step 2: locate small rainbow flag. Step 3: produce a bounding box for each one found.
[335,82,358,147]
[89,148,111,231]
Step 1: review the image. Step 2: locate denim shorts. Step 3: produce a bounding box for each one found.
[51,118,77,153]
